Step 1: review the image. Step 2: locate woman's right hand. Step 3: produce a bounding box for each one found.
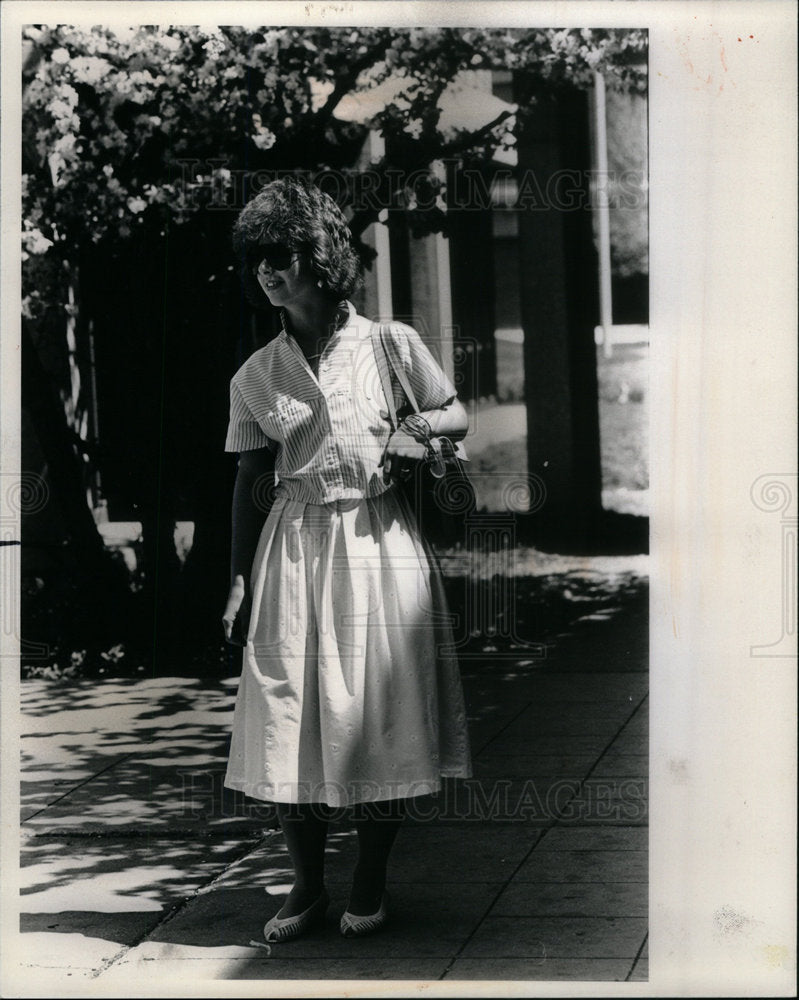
[381,426,427,483]
[222,574,250,645]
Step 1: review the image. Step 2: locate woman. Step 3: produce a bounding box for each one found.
[221,177,471,943]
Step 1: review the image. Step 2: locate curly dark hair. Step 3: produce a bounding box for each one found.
[232,176,362,308]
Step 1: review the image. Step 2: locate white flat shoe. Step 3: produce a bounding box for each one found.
[263,889,329,943]
[340,891,389,938]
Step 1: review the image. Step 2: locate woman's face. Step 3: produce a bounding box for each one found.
[253,244,320,311]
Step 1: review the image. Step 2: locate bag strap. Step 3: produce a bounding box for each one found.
[376,322,422,415]
[372,323,399,430]
[372,321,470,469]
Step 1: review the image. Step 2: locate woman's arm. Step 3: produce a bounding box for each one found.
[388,323,469,441]
[381,398,469,482]
[230,446,275,584]
[222,446,276,642]
[415,397,468,441]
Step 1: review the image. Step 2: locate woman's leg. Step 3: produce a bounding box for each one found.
[347,798,406,915]
[275,802,331,917]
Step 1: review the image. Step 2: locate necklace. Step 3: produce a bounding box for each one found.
[280,302,349,338]
[280,302,349,366]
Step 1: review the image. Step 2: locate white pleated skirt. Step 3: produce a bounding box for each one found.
[224,487,472,807]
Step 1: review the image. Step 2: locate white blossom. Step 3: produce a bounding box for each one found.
[70,56,110,85]
[157,32,181,52]
[252,127,277,151]
[22,225,54,256]
[202,36,226,60]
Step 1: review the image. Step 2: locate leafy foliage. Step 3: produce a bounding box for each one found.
[22,25,647,316]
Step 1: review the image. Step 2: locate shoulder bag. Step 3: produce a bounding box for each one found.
[372,322,477,547]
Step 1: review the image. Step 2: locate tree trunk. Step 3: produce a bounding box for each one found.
[447,162,498,402]
[22,320,129,634]
[513,81,603,543]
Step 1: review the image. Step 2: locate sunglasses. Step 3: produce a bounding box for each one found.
[250,244,300,275]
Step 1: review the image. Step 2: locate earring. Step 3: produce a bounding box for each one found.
[316,279,324,288]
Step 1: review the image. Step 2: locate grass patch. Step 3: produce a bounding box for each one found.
[473,340,648,505]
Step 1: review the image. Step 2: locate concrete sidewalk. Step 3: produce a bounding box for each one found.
[17,576,648,987]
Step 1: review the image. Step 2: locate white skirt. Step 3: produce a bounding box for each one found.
[224,487,472,806]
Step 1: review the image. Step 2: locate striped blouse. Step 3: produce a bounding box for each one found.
[225,302,458,505]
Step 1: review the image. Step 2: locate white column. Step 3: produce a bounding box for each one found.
[435,231,455,382]
[373,213,393,322]
[369,131,393,322]
[593,71,614,358]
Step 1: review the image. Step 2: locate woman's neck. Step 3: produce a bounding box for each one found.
[283,299,341,355]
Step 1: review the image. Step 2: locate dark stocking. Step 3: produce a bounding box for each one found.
[348,799,406,915]
[275,802,331,917]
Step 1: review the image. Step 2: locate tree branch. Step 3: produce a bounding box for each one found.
[313,32,392,127]
[437,107,514,157]
[346,106,513,241]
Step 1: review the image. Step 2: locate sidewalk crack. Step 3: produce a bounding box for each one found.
[90,829,275,979]
[437,827,549,979]
[21,753,137,824]
[625,929,648,981]
[472,699,535,757]
[576,691,648,784]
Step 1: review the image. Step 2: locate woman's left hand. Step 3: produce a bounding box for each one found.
[381,427,427,483]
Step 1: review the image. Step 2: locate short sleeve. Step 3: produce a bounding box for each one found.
[224,379,277,453]
[391,323,458,411]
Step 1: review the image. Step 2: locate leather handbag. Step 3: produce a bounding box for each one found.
[372,322,476,546]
